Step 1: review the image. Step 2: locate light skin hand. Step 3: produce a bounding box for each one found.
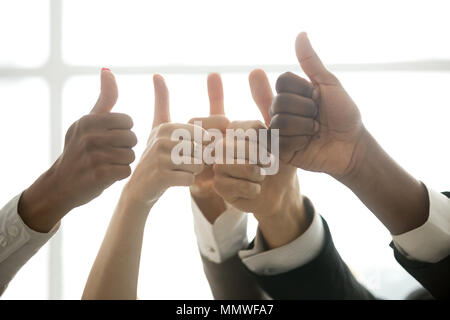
[122,74,207,210]
[83,75,206,300]
[212,70,311,249]
[189,73,229,223]
[18,69,137,233]
[271,32,429,235]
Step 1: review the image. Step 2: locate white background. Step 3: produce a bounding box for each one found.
[1,0,450,299]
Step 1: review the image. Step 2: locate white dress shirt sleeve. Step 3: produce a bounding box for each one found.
[192,195,326,276]
[392,185,450,263]
[239,206,325,276]
[0,193,60,295]
[191,197,248,263]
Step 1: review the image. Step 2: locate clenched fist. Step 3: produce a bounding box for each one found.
[271,32,366,179]
[19,69,137,232]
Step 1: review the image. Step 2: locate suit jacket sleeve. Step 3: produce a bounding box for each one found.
[201,216,374,300]
[200,252,267,300]
[390,191,450,299]
[242,218,375,300]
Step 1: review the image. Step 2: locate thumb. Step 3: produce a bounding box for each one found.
[295,32,338,85]
[90,68,118,114]
[249,69,273,126]
[152,74,170,128]
[207,73,225,115]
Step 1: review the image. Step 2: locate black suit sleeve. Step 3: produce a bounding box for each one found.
[200,253,267,300]
[390,191,450,300]
[242,217,375,300]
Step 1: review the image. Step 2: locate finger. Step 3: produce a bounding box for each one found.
[158,123,209,142]
[227,120,267,131]
[99,130,138,148]
[226,120,268,149]
[155,139,204,165]
[214,138,269,166]
[152,74,170,128]
[90,148,136,166]
[207,73,225,115]
[94,113,134,130]
[249,69,273,126]
[270,114,318,136]
[189,115,229,132]
[271,93,317,118]
[275,72,314,97]
[213,163,265,183]
[278,135,311,162]
[295,32,339,85]
[90,68,118,114]
[213,174,261,200]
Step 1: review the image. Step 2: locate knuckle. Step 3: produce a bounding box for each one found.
[119,113,134,128]
[275,72,292,93]
[128,149,136,163]
[158,122,173,135]
[153,137,169,152]
[269,114,286,129]
[125,130,138,147]
[122,166,132,178]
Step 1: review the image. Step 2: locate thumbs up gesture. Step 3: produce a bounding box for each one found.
[56,69,137,205]
[122,75,207,208]
[208,70,310,248]
[18,69,138,232]
[271,33,366,179]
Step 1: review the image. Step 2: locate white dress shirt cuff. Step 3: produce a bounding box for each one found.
[239,204,325,276]
[392,185,450,263]
[0,193,60,264]
[192,197,248,263]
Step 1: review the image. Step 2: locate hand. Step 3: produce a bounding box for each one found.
[212,70,310,249]
[190,73,229,196]
[19,69,137,232]
[189,73,230,223]
[272,33,429,235]
[271,32,366,179]
[122,74,206,210]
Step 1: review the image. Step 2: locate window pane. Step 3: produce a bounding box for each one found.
[0,78,50,299]
[0,0,49,67]
[62,71,449,299]
[63,0,450,66]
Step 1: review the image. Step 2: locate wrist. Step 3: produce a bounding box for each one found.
[190,188,226,224]
[335,129,429,235]
[18,164,70,233]
[255,188,311,249]
[120,182,155,215]
[333,126,373,185]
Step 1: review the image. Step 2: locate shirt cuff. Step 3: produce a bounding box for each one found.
[392,185,450,263]
[0,193,60,265]
[239,197,325,276]
[192,197,248,263]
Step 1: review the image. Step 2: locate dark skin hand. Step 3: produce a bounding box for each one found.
[270,32,429,235]
[18,69,137,233]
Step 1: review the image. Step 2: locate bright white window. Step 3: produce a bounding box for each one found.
[1,0,450,299]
